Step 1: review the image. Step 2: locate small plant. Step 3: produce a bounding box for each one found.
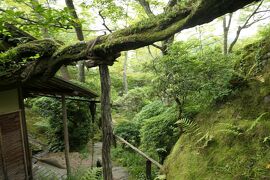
[217,123,243,136]
[246,112,267,132]
[67,167,102,180]
[263,136,270,146]
[195,131,214,148]
[80,168,102,180]
[175,118,200,135]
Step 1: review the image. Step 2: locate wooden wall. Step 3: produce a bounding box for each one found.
[0,111,27,179]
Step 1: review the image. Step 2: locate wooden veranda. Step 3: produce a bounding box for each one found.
[0,76,98,180]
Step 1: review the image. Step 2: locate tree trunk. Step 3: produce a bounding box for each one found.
[223,13,233,55]
[62,95,71,176]
[78,61,85,82]
[175,97,183,119]
[223,16,228,55]
[99,65,113,180]
[65,0,85,82]
[60,66,71,80]
[123,51,128,94]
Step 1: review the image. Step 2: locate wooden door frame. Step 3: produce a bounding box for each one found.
[0,128,8,179]
[18,86,32,180]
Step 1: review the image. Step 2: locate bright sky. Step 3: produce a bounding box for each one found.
[54,0,270,44]
[177,3,270,42]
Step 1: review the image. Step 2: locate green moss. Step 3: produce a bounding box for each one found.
[165,115,270,179]
[0,39,59,77]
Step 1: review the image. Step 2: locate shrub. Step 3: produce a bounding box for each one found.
[133,100,166,125]
[140,106,179,162]
[114,87,151,117]
[114,121,140,146]
[112,147,158,180]
[32,97,93,152]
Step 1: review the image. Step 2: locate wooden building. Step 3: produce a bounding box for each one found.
[0,77,98,180]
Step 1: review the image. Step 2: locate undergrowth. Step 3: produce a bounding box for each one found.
[111,146,158,180]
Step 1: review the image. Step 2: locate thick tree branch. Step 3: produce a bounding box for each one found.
[0,0,258,87]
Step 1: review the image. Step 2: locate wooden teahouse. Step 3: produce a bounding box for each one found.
[0,76,98,179]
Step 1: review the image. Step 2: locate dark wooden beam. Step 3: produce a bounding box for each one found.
[146,160,152,180]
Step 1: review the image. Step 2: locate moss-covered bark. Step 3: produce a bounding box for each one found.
[0,0,257,87]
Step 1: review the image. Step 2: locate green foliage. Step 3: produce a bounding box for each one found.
[91,0,126,23]
[0,0,74,37]
[140,106,179,159]
[114,87,152,117]
[112,146,158,180]
[133,100,166,124]
[67,167,102,180]
[163,33,270,178]
[246,112,268,132]
[151,40,234,117]
[114,101,180,164]
[164,77,270,180]
[175,118,200,134]
[25,108,49,144]
[31,97,93,152]
[80,168,102,180]
[233,26,270,83]
[114,121,140,146]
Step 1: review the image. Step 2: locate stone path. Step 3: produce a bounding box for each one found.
[93,142,129,180]
[32,142,129,180]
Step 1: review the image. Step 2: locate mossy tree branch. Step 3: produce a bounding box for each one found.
[0,0,258,87]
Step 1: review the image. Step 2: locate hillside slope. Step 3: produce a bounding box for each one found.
[164,37,270,179]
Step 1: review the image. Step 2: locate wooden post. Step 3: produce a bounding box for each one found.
[146,160,152,180]
[91,140,94,168]
[0,129,8,180]
[99,64,113,180]
[62,95,71,176]
[18,86,33,179]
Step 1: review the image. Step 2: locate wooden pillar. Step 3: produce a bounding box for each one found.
[62,95,71,176]
[146,160,151,180]
[89,102,96,168]
[99,65,113,180]
[0,128,8,179]
[18,86,33,179]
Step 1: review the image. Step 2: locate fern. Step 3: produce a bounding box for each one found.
[175,118,200,134]
[80,167,102,180]
[195,131,214,148]
[246,112,268,132]
[217,123,243,136]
